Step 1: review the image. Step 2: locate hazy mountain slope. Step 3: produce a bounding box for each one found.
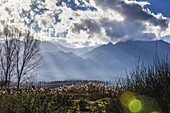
[83,40,170,77]
[38,40,170,81]
[40,41,59,53]
[40,41,98,55]
[38,50,80,80]
[51,41,98,55]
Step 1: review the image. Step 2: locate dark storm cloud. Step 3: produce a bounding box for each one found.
[72,16,156,41]
[94,0,168,29]
[71,0,168,42]
[100,18,156,41]
[100,18,127,38]
[72,19,101,34]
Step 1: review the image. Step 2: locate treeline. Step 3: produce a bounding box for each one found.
[0,26,40,89]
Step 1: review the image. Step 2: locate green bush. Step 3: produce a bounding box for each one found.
[118,57,170,113]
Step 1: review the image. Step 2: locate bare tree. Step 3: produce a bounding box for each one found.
[0,26,40,88]
[0,26,18,88]
[15,31,40,89]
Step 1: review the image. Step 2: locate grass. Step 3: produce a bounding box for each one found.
[0,57,169,113]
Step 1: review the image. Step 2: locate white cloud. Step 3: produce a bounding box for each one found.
[0,0,33,36]
[36,11,55,29]
[64,0,170,47]
[45,0,57,10]
[124,0,150,7]
[0,0,170,48]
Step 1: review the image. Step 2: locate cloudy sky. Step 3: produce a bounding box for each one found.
[0,0,170,48]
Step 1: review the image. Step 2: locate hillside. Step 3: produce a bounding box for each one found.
[38,40,170,81]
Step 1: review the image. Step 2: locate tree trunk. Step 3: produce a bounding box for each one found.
[17,78,20,89]
[5,75,7,88]
[7,80,10,88]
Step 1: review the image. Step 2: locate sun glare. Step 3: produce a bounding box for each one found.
[128,99,142,113]
[120,91,136,107]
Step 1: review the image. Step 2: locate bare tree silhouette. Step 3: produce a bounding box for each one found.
[0,26,17,88]
[0,26,40,88]
[15,31,40,89]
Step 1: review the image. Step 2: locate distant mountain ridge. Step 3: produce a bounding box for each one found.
[40,41,97,55]
[38,40,170,81]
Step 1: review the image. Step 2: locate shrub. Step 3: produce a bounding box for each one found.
[118,57,170,113]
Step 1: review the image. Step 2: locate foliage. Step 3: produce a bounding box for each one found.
[117,57,170,113]
[0,58,169,113]
[0,85,122,113]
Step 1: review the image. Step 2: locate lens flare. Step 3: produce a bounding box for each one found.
[120,91,136,107]
[138,95,161,113]
[120,91,161,113]
[128,99,142,113]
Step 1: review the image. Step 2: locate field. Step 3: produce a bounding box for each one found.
[0,59,169,113]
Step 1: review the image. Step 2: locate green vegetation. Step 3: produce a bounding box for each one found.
[0,58,169,113]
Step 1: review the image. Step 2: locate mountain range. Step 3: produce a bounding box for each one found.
[38,40,170,81]
[40,41,97,55]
